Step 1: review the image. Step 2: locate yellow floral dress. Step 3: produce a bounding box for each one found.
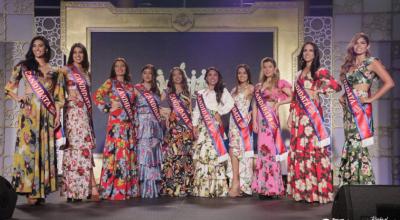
[5,64,65,199]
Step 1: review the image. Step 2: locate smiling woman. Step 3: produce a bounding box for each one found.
[338,32,395,186]
[60,43,100,202]
[191,67,235,198]
[4,36,65,205]
[92,58,139,200]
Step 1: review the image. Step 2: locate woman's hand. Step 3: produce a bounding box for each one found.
[16,95,30,104]
[110,101,121,112]
[273,102,281,112]
[339,95,346,107]
[287,112,292,129]
[54,112,61,128]
[359,97,373,104]
[215,113,223,125]
[193,126,199,140]
[252,121,258,134]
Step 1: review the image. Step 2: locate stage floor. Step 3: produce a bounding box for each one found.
[13,193,332,220]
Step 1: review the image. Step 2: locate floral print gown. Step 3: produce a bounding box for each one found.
[5,64,65,199]
[61,66,96,199]
[287,68,341,203]
[161,91,194,197]
[226,90,253,195]
[192,88,234,197]
[135,84,163,198]
[252,80,291,197]
[339,57,378,185]
[93,79,139,200]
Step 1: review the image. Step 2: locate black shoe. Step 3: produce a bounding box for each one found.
[67,198,73,203]
[258,195,276,200]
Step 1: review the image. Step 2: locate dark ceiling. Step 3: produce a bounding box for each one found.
[34,0,332,16]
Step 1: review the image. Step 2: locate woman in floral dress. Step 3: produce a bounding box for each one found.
[93,58,139,200]
[61,43,99,202]
[338,33,394,185]
[226,64,254,197]
[252,57,292,198]
[192,67,234,197]
[134,64,163,198]
[161,67,193,197]
[5,36,65,205]
[287,42,341,203]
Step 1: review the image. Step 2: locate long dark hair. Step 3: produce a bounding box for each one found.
[340,32,371,78]
[167,67,189,97]
[205,67,225,104]
[109,57,131,82]
[18,36,51,73]
[67,43,89,72]
[297,42,320,80]
[141,64,160,96]
[233,64,252,95]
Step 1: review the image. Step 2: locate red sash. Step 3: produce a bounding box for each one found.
[114,80,135,122]
[231,103,253,158]
[254,89,286,154]
[197,94,228,163]
[169,93,193,131]
[135,84,161,123]
[342,78,374,147]
[23,69,65,147]
[294,81,330,147]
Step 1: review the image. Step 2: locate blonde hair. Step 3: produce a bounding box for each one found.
[259,57,280,89]
[340,32,371,78]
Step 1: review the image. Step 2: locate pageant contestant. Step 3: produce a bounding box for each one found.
[134,64,163,198]
[5,36,65,205]
[286,42,341,204]
[93,58,139,200]
[226,64,254,197]
[161,67,194,197]
[192,67,234,197]
[252,58,292,198]
[61,43,99,202]
[338,33,394,185]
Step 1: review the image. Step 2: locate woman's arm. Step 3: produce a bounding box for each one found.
[361,60,395,103]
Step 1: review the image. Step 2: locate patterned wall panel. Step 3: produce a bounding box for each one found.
[35,17,63,67]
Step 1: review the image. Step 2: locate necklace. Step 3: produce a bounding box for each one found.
[238,83,249,93]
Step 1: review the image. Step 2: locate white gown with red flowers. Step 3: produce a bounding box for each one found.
[61,68,96,199]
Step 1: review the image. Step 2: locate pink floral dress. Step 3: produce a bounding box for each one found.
[252,80,291,196]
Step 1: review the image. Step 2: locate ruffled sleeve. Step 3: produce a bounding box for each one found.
[93,79,112,113]
[218,88,234,115]
[277,79,292,101]
[4,65,23,98]
[315,68,342,94]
